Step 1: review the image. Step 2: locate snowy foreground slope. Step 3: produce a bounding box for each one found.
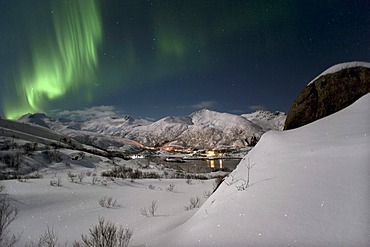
[152,93,370,246]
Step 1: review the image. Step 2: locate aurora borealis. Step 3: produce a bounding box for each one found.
[2,0,102,119]
[0,0,368,119]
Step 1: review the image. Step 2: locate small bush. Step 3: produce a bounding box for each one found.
[0,152,23,170]
[140,200,158,217]
[92,176,98,186]
[67,172,77,182]
[42,149,62,163]
[185,197,201,211]
[26,227,58,247]
[148,184,155,190]
[99,196,119,208]
[73,217,133,247]
[78,172,86,183]
[0,193,18,247]
[236,179,249,191]
[23,142,38,155]
[17,177,28,183]
[203,190,212,198]
[166,183,175,192]
[50,178,62,187]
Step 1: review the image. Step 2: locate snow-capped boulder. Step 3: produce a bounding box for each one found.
[284,61,370,130]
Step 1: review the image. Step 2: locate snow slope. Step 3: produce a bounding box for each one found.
[152,93,370,246]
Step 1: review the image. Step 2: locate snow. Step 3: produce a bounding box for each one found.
[308,61,370,85]
[151,93,370,246]
[2,91,368,246]
[4,175,215,246]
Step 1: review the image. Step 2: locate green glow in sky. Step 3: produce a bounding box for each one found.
[4,0,102,119]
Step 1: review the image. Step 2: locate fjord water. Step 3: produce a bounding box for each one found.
[148,157,241,173]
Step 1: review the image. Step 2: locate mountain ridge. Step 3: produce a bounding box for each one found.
[18,109,286,150]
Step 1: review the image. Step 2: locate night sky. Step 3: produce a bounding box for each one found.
[0,0,369,120]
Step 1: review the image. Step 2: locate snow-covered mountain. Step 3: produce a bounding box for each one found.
[152,93,370,246]
[242,110,286,131]
[19,109,285,150]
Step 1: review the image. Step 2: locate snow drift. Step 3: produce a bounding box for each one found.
[153,93,370,246]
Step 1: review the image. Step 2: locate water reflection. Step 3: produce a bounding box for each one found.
[147,157,241,173]
[207,159,225,169]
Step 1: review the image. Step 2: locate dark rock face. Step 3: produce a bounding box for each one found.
[284,66,370,130]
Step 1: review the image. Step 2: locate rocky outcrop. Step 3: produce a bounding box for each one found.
[284,64,370,130]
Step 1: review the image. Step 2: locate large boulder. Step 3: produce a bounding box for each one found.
[284,62,370,130]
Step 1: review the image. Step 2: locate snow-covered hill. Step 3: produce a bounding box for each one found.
[152,94,370,246]
[20,109,285,150]
[242,110,286,131]
[125,109,265,149]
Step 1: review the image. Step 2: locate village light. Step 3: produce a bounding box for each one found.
[206,150,216,157]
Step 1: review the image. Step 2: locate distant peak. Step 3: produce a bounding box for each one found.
[19,112,48,120]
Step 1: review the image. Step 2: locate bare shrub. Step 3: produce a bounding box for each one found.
[26,227,58,247]
[23,142,38,155]
[224,174,237,186]
[140,200,158,217]
[92,176,98,186]
[43,149,62,163]
[203,190,212,198]
[67,172,76,182]
[0,193,18,247]
[244,158,255,189]
[235,179,249,191]
[166,183,175,192]
[73,217,133,247]
[99,196,119,208]
[17,177,28,183]
[184,197,201,211]
[0,152,23,170]
[148,184,155,190]
[78,172,86,183]
[186,178,192,185]
[50,178,62,187]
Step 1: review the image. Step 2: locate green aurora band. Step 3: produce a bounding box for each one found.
[4,0,102,119]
